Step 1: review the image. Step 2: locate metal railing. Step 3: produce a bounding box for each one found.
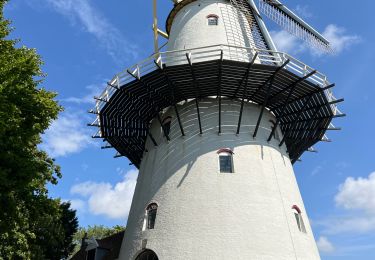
[91,44,342,138]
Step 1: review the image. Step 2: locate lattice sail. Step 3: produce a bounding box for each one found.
[258,0,332,53]
[230,0,270,50]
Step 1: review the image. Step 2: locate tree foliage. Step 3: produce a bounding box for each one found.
[31,201,79,259]
[0,1,78,258]
[74,225,126,241]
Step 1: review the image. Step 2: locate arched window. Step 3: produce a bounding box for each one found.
[292,205,307,233]
[207,14,219,26]
[146,203,158,230]
[135,249,158,260]
[217,148,234,173]
[162,116,172,137]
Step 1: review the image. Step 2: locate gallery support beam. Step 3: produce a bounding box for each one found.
[285,113,346,124]
[253,60,290,138]
[237,53,259,135]
[232,53,258,98]
[270,83,336,114]
[267,70,317,105]
[267,70,318,142]
[278,94,315,147]
[287,105,324,155]
[158,63,185,136]
[279,98,344,120]
[157,113,170,141]
[287,126,342,135]
[186,53,203,134]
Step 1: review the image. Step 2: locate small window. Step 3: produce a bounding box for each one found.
[146,203,158,229]
[207,14,219,26]
[217,148,234,173]
[162,116,172,137]
[292,205,307,233]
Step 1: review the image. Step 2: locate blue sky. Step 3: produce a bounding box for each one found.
[4,1,375,259]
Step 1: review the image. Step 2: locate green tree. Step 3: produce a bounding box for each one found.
[30,201,79,259]
[58,202,80,257]
[0,1,77,259]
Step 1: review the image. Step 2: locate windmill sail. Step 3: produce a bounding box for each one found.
[229,0,270,50]
[258,0,332,52]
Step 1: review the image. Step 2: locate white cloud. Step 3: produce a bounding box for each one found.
[62,84,102,105]
[42,0,138,61]
[294,5,313,19]
[321,216,375,234]
[335,172,375,214]
[70,169,138,219]
[270,30,303,54]
[339,243,375,254]
[311,165,323,176]
[271,24,359,56]
[336,161,350,169]
[322,24,361,54]
[41,112,93,157]
[81,163,89,172]
[317,236,335,253]
[67,199,86,212]
[317,172,375,234]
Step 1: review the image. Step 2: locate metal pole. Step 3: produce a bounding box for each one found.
[153,0,159,58]
[186,53,203,135]
[236,53,258,135]
[157,113,170,141]
[159,63,185,136]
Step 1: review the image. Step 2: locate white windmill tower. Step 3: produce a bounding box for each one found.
[90,0,344,259]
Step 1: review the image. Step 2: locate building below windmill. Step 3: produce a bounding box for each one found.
[71,231,125,260]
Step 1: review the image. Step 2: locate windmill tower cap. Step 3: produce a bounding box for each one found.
[168,0,331,52]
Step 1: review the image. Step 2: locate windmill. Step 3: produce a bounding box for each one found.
[90,0,344,259]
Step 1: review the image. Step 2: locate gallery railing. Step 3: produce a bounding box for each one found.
[91,44,343,139]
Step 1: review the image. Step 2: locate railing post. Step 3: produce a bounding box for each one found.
[116,76,120,89]
[187,52,192,64]
[105,88,109,101]
[155,53,163,68]
[136,65,140,79]
[95,100,100,114]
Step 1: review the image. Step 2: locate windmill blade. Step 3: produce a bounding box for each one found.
[258,0,332,52]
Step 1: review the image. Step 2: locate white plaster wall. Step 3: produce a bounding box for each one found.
[166,0,257,63]
[119,99,320,260]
